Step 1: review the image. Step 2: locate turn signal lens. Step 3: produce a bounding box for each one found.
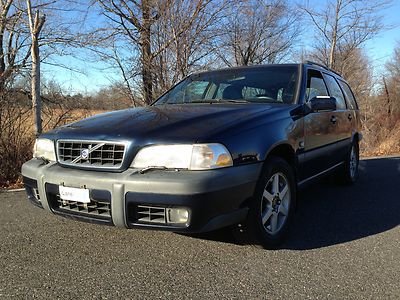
[190,144,233,170]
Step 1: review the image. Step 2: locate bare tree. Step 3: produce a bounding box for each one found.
[0,1,95,187]
[384,42,400,116]
[26,0,45,136]
[0,0,30,94]
[95,0,215,105]
[301,0,392,135]
[216,0,301,67]
[151,0,226,96]
[302,0,391,69]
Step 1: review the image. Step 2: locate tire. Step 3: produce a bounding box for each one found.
[340,141,359,185]
[232,156,297,249]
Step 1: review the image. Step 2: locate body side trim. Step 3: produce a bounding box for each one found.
[298,161,344,187]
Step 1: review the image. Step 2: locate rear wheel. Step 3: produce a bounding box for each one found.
[340,141,359,185]
[232,156,296,249]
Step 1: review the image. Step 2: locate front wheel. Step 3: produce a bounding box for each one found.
[232,156,296,249]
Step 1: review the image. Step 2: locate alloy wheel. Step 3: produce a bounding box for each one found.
[349,145,358,179]
[260,172,291,235]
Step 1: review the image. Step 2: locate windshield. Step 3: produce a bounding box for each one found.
[154,66,299,105]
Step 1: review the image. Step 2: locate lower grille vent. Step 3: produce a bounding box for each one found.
[23,177,43,208]
[56,196,111,218]
[137,205,166,224]
[33,188,40,200]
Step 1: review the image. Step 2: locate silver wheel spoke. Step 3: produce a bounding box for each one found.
[263,190,274,202]
[273,174,280,195]
[279,203,288,216]
[280,184,288,200]
[270,213,278,233]
[261,208,273,224]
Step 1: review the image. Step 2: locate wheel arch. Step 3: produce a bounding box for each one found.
[263,142,298,181]
[238,142,297,210]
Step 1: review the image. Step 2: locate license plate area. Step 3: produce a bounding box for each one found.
[59,186,90,203]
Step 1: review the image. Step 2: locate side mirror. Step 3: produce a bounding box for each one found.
[308,96,336,112]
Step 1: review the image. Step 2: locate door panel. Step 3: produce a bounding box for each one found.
[304,112,338,178]
[303,70,338,179]
[323,74,352,164]
[333,110,353,162]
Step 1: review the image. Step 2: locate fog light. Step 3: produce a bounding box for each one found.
[167,208,190,225]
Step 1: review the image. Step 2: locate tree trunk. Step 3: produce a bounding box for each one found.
[26,1,45,136]
[31,27,42,135]
[383,76,391,117]
[329,0,341,69]
[141,0,153,105]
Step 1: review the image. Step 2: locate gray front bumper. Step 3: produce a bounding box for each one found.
[21,159,262,232]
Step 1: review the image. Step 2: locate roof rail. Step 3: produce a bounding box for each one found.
[304,60,342,77]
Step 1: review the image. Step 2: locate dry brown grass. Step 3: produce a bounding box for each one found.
[0,108,107,188]
[360,120,400,157]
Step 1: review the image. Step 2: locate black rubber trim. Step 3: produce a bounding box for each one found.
[23,176,38,189]
[90,189,111,203]
[200,207,248,232]
[125,180,255,233]
[52,210,114,226]
[23,176,43,209]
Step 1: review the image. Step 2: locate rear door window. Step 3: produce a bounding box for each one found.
[323,74,347,110]
[339,80,358,110]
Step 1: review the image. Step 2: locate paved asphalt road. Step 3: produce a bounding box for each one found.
[0,157,399,299]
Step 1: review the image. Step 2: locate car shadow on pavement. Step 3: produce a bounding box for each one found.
[282,157,400,250]
[187,157,400,250]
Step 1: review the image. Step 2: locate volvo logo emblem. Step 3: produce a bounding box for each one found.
[81,149,89,159]
[71,143,105,164]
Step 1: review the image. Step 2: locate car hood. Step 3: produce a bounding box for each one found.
[44,103,288,143]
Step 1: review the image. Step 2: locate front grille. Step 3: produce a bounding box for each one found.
[57,140,126,169]
[136,205,167,224]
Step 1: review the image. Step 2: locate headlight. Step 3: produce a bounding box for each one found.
[131,143,233,170]
[33,138,56,161]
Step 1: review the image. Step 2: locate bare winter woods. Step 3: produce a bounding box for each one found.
[0,0,399,187]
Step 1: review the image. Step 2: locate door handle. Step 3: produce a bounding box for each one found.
[348,114,352,121]
[330,116,337,124]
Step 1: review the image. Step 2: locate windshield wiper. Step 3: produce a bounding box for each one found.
[218,99,251,103]
[187,99,220,104]
[187,98,250,104]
